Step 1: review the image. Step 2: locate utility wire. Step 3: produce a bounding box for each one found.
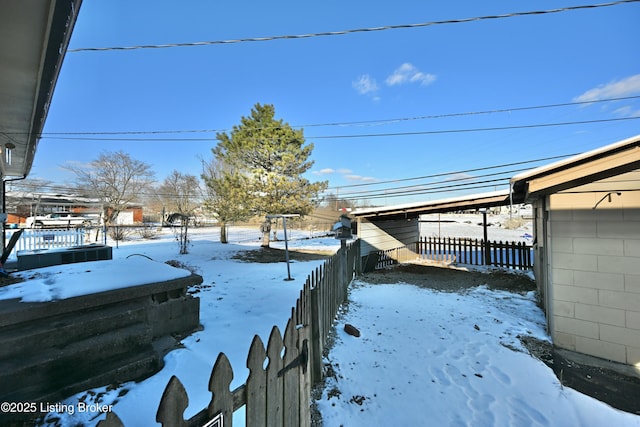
[68,1,640,52]
[7,153,579,200]
[299,96,640,129]
[335,168,531,198]
[24,95,640,137]
[329,153,578,190]
[336,180,514,202]
[309,117,640,140]
[6,175,511,202]
[38,116,640,142]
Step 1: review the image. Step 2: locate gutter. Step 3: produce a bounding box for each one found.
[24,0,83,177]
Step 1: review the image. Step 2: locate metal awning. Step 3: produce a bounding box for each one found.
[0,0,82,178]
[351,190,512,219]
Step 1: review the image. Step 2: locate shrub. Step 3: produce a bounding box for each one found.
[137,225,159,239]
[502,217,527,230]
[108,226,131,241]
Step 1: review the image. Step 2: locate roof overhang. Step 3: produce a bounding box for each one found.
[0,0,82,178]
[351,190,512,220]
[510,134,640,203]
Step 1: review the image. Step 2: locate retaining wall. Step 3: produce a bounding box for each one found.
[0,273,202,422]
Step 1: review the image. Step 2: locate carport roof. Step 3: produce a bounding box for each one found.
[0,0,82,178]
[510,134,640,203]
[351,190,512,219]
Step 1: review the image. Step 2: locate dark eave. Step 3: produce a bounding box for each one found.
[0,0,82,178]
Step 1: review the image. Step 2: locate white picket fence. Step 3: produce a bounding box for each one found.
[5,228,86,254]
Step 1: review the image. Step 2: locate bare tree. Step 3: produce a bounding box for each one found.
[66,151,155,225]
[201,157,253,243]
[158,171,201,254]
[158,171,201,218]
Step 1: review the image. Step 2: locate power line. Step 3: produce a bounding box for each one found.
[309,117,640,140]
[68,1,640,53]
[299,96,640,129]
[37,116,640,142]
[328,153,579,190]
[335,168,531,199]
[337,180,514,202]
[8,152,580,202]
[21,95,639,137]
[4,175,508,203]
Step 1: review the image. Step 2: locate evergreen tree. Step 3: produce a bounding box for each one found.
[211,103,327,246]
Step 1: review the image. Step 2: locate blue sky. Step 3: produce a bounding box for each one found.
[32,0,640,205]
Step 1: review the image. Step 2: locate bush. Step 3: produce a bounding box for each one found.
[165,260,199,274]
[137,225,159,239]
[502,217,527,230]
[108,226,131,241]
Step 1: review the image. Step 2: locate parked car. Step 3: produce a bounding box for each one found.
[25,213,94,228]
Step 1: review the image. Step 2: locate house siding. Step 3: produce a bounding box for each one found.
[547,190,640,365]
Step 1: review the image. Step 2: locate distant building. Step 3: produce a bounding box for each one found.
[6,192,143,226]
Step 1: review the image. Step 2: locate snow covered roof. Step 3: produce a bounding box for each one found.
[510,134,640,202]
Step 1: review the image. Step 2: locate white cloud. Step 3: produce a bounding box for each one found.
[573,74,640,103]
[345,174,377,183]
[352,74,379,95]
[613,105,640,118]
[443,172,475,182]
[386,63,436,87]
[313,168,335,175]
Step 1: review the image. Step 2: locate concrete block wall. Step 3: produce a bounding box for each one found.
[548,192,640,366]
[0,273,202,412]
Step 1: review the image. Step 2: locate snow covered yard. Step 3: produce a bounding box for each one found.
[315,279,640,427]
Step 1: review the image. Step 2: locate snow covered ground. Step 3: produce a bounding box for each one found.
[317,282,640,427]
[419,212,534,242]
[0,214,638,426]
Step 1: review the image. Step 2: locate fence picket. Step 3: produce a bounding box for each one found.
[96,411,125,427]
[408,237,533,271]
[208,353,234,426]
[297,325,312,427]
[283,314,300,427]
[266,326,284,427]
[156,376,189,427]
[246,335,267,426]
